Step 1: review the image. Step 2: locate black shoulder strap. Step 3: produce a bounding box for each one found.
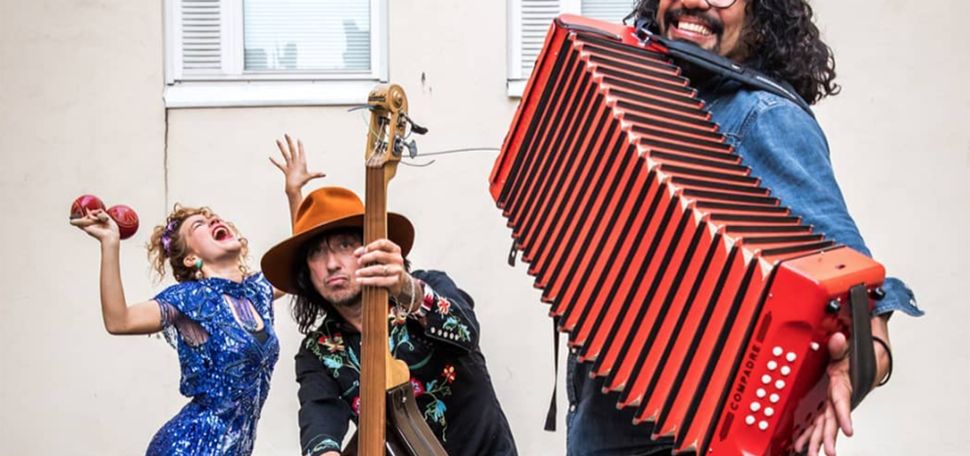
[633,19,814,116]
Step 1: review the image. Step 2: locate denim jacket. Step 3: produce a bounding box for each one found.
[701,81,923,317]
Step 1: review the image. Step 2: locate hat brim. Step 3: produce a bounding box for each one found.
[260,212,414,295]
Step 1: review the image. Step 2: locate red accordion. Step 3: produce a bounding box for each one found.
[489,15,883,455]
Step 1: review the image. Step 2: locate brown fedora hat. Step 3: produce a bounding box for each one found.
[261,186,414,294]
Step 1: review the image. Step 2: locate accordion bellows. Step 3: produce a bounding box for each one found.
[489,15,884,455]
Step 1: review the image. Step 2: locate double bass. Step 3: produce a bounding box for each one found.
[342,84,447,456]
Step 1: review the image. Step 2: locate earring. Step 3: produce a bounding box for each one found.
[193,258,204,280]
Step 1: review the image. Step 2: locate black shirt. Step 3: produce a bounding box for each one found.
[295,270,517,456]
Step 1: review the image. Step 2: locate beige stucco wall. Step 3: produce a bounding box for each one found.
[1,0,967,454]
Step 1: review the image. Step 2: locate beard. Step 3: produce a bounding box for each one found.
[327,289,362,310]
[663,7,726,54]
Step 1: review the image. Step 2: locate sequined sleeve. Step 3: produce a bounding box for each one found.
[158,300,178,329]
[154,284,210,347]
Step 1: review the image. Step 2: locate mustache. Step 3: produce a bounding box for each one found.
[665,8,725,36]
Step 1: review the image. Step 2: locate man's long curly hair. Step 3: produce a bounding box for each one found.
[633,0,840,104]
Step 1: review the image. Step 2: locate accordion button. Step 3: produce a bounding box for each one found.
[786,352,797,362]
[780,366,791,376]
[810,342,821,351]
[756,388,767,398]
[759,421,769,431]
[775,379,786,389]
[767,361,778,371]
[764,407,775,417]
[761,375,772,384]
[769,393,780,403]
[772,346,783,357]
[745,415,756,425]
[750,402,761,412]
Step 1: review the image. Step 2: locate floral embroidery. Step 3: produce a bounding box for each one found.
[317,332,345,353]
[386,306,417,355]
[389,321,415,356]
[420,365,459,441]
[304,276,475,446]
[436,297,451,315]
[441,364,456,383]
[441,316,472,342]
[307,330,359,378]
[307,437,341,455]
[409,377,425,397]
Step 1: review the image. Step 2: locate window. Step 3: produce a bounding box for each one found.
[165,0,388,107]
[507,0,635,97]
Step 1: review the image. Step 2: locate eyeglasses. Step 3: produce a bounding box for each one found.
[705,0,740,8]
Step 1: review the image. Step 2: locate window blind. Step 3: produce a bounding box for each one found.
[181,0,222,73]
[243,0,371,73]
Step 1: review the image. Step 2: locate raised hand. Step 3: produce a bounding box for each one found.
[269,133,326,196]
[70,208,120,244]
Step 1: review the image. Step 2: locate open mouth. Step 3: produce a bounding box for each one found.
[675,19,713,36]
[666,10,722,40]
[211,224,233,241]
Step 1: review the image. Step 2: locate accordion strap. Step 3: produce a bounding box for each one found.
[632,19,813,116]
[544,318,561,431]
[848,285,877,408]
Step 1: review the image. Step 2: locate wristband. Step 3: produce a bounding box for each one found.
[872,336,893,387]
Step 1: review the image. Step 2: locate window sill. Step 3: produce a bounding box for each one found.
[507,79,526,98]
[163,79,383,108]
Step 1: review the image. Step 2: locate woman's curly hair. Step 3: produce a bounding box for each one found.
[147,204,250,283]
[633,0,840,104]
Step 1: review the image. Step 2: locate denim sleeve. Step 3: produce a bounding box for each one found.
[735,98,923,317]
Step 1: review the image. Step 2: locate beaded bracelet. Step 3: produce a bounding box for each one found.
[872,336,893,387]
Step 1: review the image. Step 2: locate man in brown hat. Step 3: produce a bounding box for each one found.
[264,136,517,456]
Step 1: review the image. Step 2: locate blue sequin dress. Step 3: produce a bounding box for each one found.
[146,273,279,456]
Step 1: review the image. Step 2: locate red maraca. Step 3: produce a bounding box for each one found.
[107,205,140,240]
[70,194,105,220]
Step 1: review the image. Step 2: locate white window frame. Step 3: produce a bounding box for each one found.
[164,0,389,108]
[507,0,582,98]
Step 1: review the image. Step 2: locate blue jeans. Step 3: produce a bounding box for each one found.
[566,352,674,456]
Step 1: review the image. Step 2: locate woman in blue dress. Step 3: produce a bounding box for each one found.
[71,135,325,454]
[72,203,282,455]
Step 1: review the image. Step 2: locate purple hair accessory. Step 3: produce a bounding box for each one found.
[161,220,178,255]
